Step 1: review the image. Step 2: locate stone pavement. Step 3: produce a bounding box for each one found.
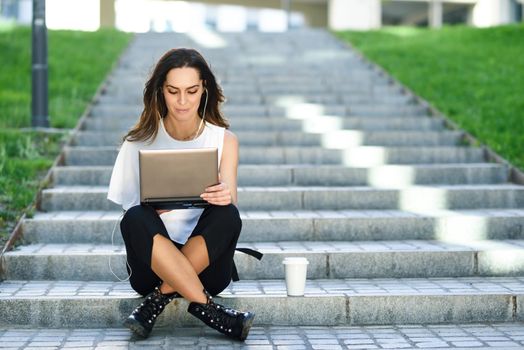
[2,323,524,349]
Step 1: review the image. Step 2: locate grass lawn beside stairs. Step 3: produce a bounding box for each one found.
[336,24,524,173]
[0,26,132,248]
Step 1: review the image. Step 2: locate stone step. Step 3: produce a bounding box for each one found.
[40,185,524,212]
[1,277,523,327]
[73,130,464,147]
[107,71,384,82]
[106,75,385,90]
[89,103,427,118]
[86,104,311,118]
[52,163,509,187]
[109,71,382,83]
[113,73,370,83]
[97,92,414,106]
[82,115,447,132]
[227,67,377,74]
[102,82,395,96]
[103,76,391,86]
[276,93,413,105]
[262,75,385,82]
[22,209,524,245]
[119,60,368,69]
[5,240,524,281]
[264,93,382,106]
[232,69,387,77]
[63,146,484,166]
[241,72,391,81]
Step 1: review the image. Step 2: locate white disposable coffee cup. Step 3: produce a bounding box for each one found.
[282,257,309,296]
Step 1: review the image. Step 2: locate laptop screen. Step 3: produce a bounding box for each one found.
[139,148,218,208]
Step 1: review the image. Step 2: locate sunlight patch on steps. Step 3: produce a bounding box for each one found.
[301,116,344,133]
[320,130,365,148]
[274,100,345,134]
[340,147,388,167]
[274,100,391,167]
[479,247,524,275]
[367,166,416,188]
[186,28,227,49]
[454,240,524,275]
[277,101,327,118]
[436,213,489,242]
[412,209,491,243]
[399,186,450,212]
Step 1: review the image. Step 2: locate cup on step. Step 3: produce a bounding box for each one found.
[282,257,309,297]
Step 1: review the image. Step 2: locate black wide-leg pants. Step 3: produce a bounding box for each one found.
[120,204,242,297]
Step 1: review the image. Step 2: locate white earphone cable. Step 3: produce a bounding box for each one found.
[108,211,132,282]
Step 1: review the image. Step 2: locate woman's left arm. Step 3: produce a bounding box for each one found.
[200,130,239,206]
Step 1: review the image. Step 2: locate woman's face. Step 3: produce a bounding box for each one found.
[162,67,204,122]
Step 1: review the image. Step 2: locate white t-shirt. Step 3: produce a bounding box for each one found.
[107,120,225,244]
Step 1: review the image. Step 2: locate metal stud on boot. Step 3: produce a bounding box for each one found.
[123,286,178,338]
[187,290,255,341]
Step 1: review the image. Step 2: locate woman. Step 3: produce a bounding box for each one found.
[107,48,254,341]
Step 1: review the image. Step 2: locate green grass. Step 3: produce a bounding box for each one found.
[0,27,131,246]
[336,24,524,172]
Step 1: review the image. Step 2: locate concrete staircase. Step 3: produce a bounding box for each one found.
[2,29,524,330]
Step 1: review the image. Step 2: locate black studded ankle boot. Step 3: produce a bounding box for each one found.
[187,290,255,341]
[123,286,178,338]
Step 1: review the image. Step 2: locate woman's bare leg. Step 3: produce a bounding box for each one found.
[158,236,210,296]
[181,236,210,273]
[150,234,207,303]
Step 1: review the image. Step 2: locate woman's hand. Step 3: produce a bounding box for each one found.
[156,209,171,215]
[200,182,232,206]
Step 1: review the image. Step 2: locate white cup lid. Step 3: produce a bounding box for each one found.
[282,257,309,265]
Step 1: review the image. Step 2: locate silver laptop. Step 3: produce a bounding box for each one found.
[139,148,219,209]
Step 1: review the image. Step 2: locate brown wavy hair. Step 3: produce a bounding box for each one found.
[124,48,228,143]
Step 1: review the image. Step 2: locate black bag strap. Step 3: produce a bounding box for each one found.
[231,247,264,282]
